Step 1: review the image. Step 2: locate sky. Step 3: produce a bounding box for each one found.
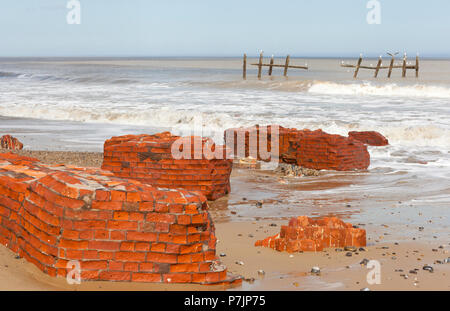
[0,0,449,57]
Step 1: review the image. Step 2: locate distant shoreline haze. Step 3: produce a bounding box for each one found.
[0,55,449,60]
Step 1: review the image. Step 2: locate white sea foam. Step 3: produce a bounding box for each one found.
[308,81,450,99]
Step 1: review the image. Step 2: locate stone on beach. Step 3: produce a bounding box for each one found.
[348,131,389,146]
[224,125,370,171]
[0,152,240,285]
[101,132,233,201]
[255,216,366,253]
[0,135,24,150]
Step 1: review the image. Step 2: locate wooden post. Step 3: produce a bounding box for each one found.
[388,56,395,78]
[354,54,363,78]
[402,53,407,78]
[415,54,419,78]
[243,54,247,80]
[257,52,263,80]
[283,55,290,77]
[268,55,274,76]
[374,56,383,78]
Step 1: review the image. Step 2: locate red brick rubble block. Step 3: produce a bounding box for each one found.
[255,216,366,253]
[0,152,241,286]
[224,125,370,171]
[102,132,232,201]
[1,135,24,150]
[348,131,389,146]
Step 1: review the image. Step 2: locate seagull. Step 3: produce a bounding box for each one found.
[387,52,399,57]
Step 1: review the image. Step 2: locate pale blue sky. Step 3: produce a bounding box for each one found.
[0,0,449,57]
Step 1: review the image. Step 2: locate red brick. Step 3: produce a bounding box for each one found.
[255,216,366,253]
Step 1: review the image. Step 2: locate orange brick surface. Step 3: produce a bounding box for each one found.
[102,133,232,201]
[348,131,389,146]
[255,216,366,253]
[224,125,370,171]
[0,152,240,285]
[0,135,23,150]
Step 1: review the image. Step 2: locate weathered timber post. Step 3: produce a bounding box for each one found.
[243,54,247,80]
[374,56,383,78]
[402,53,407,78]
[283,55,290,77]
[257,52,263,80]
[354,54,363,78]
[415,54,420,78]
[388,55,395,78]
[268,55,274,76]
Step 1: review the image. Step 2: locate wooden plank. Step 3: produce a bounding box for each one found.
[374,56,383,78]
[251,63,308,69]
[243,54,247,80]
[283,55,290,77]
[402,53,407,78]
[354,55,363,78]
[268,55,274,76]
[257,52,263,80]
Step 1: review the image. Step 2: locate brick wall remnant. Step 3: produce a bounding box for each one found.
[1,135,24,150]
[224,125,370,171]
[348,131,389,146]
[102,133,232,201]
[0,152,240,286]
[255,216,366,253]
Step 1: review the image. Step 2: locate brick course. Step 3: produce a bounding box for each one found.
[0,152,240,285]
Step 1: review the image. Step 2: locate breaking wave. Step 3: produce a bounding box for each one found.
[1,104,449,148]
[308,81,450,99]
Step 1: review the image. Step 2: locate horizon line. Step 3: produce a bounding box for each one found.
[1,54,450,60]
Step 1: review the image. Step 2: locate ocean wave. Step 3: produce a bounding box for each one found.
[1,105,449,148]
[308,81,450,99]
[187,79,450,99]
[0,70,143,85]
[0,71,22,78]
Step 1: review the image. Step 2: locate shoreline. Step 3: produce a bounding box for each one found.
[0,149,449,290]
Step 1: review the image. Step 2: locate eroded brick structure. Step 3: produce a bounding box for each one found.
[102,133,232,201]
[0,153,240,285]
[224,125,370,171]
[255,216,366,253]
[1,135,23,150]
[348,131,389,146]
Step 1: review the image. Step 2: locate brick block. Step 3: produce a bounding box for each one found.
[255,216,366,253]
[0,135,23,150]
[348,131,389,146]
[225,125,370,171]
[101,133,233,200]
[0,152,241,286]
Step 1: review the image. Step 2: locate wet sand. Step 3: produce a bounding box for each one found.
[0,150,449,291]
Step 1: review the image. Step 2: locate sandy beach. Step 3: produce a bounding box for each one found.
[1,149,448,291]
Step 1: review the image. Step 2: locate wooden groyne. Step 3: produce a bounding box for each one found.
[243,52,308,80]
[341,53,420,78]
